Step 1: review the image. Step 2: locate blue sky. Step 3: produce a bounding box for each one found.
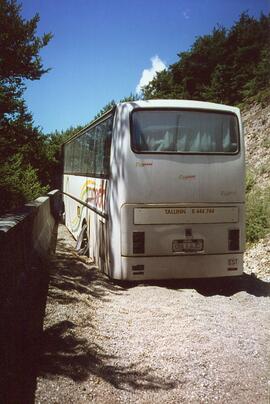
[21,0,269,134]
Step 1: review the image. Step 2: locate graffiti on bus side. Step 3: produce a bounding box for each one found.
[81,179,107,212]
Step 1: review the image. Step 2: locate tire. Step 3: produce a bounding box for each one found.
[75,223,89,256]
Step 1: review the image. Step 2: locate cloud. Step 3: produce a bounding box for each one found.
[136,55,167,94]
[182,9,190,20]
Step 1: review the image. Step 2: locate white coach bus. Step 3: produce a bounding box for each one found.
[62,100,245,280]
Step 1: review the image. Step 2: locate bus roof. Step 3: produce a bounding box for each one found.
[118,99,240,114]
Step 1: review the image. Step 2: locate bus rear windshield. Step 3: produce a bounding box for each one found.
[131,109,239,154]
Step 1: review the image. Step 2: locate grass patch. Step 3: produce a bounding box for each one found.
[246,173,270,243]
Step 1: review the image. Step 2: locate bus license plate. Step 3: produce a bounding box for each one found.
[172,239,203,253]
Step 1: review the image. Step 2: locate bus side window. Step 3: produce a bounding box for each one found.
[67,141,74,172]
[103,118,113,176]
[81,132,89,174]
[86,127,96,175]
[64,142,71,173]
[73,137,82,173]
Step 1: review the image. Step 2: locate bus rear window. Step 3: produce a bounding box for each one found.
[131,109,239,154]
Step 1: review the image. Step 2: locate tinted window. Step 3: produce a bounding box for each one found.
[64,142,74,172]
[95,117,113,176]
[73,137,83,173]
[131,110,239,154]
[63,115,113,176]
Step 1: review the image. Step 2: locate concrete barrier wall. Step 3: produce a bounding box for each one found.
[0,190,62,401]
[0,189,61,300]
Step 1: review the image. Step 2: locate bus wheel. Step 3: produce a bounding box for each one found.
[75,223,89,256]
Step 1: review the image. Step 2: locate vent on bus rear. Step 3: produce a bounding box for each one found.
[133,232,145,254]
[228,229,240,251]
[132,265,144,276]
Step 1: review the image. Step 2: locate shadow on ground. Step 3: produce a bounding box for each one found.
[37,233,269,397]
[117,273,270,297]
[36,235,176,394]
[0,258,49,404]
[0,233,176,403]
[39,319,176,391]
[48,238,123,304]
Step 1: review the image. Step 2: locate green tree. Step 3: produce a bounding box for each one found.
[142,12,270,105]
[142,69,175,99]
[0,153,49,213]
[94,93,140,120]
[94,100,116,120]
[0,0,51,119]
[0,0,52,213]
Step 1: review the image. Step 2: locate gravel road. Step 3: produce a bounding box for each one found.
[35,225,270,404]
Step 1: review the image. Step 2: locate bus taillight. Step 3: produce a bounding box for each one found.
[133,232,145,254]
[228,229,240,251]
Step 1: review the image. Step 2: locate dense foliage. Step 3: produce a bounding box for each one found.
[0,0,53,212]
[245,171,270,243]
[142,13,270,105]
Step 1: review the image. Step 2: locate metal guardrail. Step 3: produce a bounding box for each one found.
[61,191,108,220]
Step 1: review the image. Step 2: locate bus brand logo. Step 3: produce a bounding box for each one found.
[136,162,153,167]
[178,175,196,180]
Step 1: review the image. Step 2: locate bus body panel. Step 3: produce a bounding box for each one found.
[63,174,109,268]
[63,174,88,239]
[63,100,245,280]
[120,203,245,256]
[120,254,243,281]
[110,102,245,206]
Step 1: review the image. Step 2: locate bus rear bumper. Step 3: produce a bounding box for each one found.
[119,254,243,280]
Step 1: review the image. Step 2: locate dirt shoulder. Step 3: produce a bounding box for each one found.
[34,225,270,404]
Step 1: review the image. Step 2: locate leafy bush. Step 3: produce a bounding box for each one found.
[245,169,256,193]
[0,154,49,214]
[246,186,270,243]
